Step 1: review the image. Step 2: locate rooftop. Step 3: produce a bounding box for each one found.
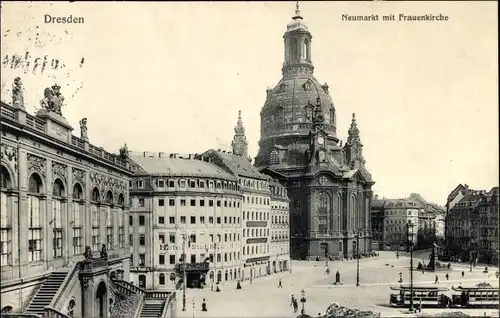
[204,149,268,180]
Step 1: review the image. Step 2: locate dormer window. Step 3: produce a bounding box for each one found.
[138,180,144,188]
[199,180,205,188]
[179,180,186,188]
[208,181,214,189]
[189,180,196,188]
[158,179,165,188]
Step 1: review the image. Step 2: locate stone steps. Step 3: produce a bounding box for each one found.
[24,271,68,316]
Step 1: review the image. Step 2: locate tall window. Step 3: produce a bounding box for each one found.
[52,179,65,258]
[118,194,125,248]
[28,173,43,262]
[305,105,313,122]
[290,37,299,61]
[336,194,341,232]
[72,183,83,255]
[269,150,279,165]
[106,191,114,250]
[317,192,329,235]
[350,194,356,232]
[1,166,12,266]
[91,187,101,252]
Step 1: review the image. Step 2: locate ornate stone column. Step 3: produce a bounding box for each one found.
[45,158,53,268]
[17,150,28,278]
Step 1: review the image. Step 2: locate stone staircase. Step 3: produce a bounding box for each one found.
[139,300,165,318]
[24,271,68,316]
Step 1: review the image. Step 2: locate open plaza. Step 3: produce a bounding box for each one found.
[177,251,499,318]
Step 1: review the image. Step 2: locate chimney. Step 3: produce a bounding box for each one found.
[143,151,146,158]
[169,153,174,158]
[159,152,164,158]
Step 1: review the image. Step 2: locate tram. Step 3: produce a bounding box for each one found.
[450,286,499,308]
[389,286,451,308]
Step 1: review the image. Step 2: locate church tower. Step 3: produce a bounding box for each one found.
[231,110,249,159]
[255,2,375,261]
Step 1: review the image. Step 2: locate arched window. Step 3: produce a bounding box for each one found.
[1,166,12,189]
[91,187,100,203]
[52,179,65,258]
[304,38,310,61]
[1,166,13,266]
[118,194,125,206]
[67,299,75,317]
[91,187,101,252]
[350,194,357,232]
[105,191,114,251]
[159,273,165,285]
[118,194,125,248]
[72,183,84,255]
[290,37,299,61]
[317,192,329,235]
[28,173,43,194]
[28,173,43,262]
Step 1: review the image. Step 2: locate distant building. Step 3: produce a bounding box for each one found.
[269,179,291,273]
[407,193,446,238]
[127,152,243,290]
[445,185,499,264]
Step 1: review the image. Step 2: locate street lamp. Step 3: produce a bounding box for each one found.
[407,221,415,312]
[192,297,195,318]
[181,233,187,312]
[300,289,307,315]
[356,229,361,286]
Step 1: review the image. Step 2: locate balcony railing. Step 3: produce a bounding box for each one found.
[1,103,128,169]
[79,258,109,273]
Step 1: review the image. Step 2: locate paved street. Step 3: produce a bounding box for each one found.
[176,252,499,318]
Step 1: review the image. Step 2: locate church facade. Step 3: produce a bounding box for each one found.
[254,4,375,260]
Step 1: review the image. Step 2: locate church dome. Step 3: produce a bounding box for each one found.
[260,75,337,142]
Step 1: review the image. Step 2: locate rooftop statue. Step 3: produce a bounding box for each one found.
[12,77,24,108]
[80,118,89,141]
[40,84,65,116]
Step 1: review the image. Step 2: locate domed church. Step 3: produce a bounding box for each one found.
[254,2,375,260]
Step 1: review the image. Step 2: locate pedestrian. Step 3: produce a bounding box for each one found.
[293,299,298,313]
[398,272,403,283]
[201,298,207,312]
[216,282,221,292]
[335,270,341,284]
[290,295,295,307]
[325,267,330,275]
[236,280,242,290]
[278,278,283,288]
[435,275,439,284]
[461,271,465,278]
[496,271,499,279]
[445,273,449,280]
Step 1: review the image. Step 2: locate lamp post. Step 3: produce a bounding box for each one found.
[300,289,307,315]
[407,221,415,312]
[356,229,361,286]
[182,233,187,311]
[192,297,195,318]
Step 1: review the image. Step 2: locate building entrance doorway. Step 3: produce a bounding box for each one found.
[320,242,329,257]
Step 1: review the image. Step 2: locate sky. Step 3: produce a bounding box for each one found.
[1,1,498,206]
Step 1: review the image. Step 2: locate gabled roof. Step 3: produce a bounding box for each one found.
[203,149,268,180]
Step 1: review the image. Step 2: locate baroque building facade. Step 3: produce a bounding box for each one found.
[126,151,244,290]
[269,179,290,273]
[0,80,175,318]
[254,4,375,260]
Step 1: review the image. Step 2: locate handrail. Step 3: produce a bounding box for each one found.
[48,262,80,309]
[113,279,145,294]
[111,280,137,296]
[161,293,176,318]
[133,295,145,318]
[144,291,171,300]
[44,306,71,318]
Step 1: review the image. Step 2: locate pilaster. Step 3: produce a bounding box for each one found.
[18,150,28,277]
[45,158,53,269]
[66,165,73,263]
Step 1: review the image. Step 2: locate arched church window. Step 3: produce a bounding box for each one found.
[350,194,357,232]
[304,38,310,61]
[317,192,329,235]
[1,166,12,189]
[269,150,279,165]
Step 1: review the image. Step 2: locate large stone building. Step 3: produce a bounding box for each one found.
[269,179,290,273]
[0,81,175,318]
[254,4,375,260]
[445,185,499,264]
[126,151,244,290]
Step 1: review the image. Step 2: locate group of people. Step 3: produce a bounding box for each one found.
[324,267,342,284]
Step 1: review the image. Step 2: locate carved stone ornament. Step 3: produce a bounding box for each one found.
[303,80,313,91]
[89,171,126,202]
[1,143,18,171]
[40,84,65,116]
[276,83,287,94]
[12,77,24,108]
[52,162,68,183]
[72,168,86,188]
[27,154,46,178]
[81,276,93,290]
